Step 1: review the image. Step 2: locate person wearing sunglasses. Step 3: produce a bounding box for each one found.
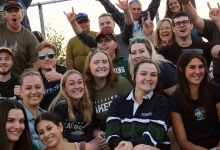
[36,41,66,110]
[0,1,39,77]
[96,0,160,38]
[169,49,220,149]
[158,11,220,68]
[84,49,133,150]
[66,13,97,73]
[178,1,220,84]
[96,29,131,81]
[64,0,133,59]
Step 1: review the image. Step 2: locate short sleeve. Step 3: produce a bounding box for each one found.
[168,93,181,113]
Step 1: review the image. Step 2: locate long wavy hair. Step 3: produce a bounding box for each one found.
[164,0,182,18]
[0,100,32,150]
[48,70,93,124]
[176,52,213,118]
[84,50,118,90]
[128,38,161,75]
[154,18,175,48]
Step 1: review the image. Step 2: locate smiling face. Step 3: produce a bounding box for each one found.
[133,63,158,95]
[3,8,24,29]
[130,43,151,65]
[158,20,173,44]
[172,16,193,38]
[185,58,205,86]
[6,109,25,145]
[129,3,142,21]
[64,73,85,101]
[0,51,13,75]
[90,52,110,79]
[99,16,115,32]
[36,120,63,148]
[168,0,181,14]
[37,47,57,72]
[20,75,44,107]
[78,19,90,33]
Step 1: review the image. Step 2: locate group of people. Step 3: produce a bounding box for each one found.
[1,0,220,150]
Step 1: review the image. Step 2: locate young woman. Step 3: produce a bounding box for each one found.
[84,49,133,149]
[48,70,97,149]
[106,59,170,150]
[128,36,176,96]
[169,49,220,149]
[154,18,175,50]
[164,0,182,19]
[19,69,46,149]
[0,100,33,150]
[35,112,94,150]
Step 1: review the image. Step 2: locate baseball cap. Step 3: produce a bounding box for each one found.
[0,46,13,56]
[4,0,22,11]
[96,29,116,42]
[76,13,89,23]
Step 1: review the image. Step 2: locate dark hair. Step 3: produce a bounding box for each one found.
[165,0,182,18]
[32,31,45,43]
[0,100,32,150]
[176,52,212,119]
[172,11,190,26]
[34,112,62,134]
[133,59,162,94]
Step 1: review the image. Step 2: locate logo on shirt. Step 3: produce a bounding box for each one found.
[114,67,125,74]
[194,106,206,121]
[141,112,153,117]
[4,40,18,56]
[95,95,118,113]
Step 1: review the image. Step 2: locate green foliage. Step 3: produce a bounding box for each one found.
[45,25,66,66]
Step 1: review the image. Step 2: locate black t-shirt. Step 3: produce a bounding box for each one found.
[158,41,214,67]
[169,82,220,149]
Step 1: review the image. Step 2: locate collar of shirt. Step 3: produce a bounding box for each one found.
[126,90,153,115]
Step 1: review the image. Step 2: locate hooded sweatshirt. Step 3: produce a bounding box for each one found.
[0,74,19,100]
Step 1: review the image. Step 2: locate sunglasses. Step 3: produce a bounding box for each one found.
[90,47,106,52]
[96,30,112,37]
[77,13,87,19]
[129,0,142,5]
[182,49,203,55]
[38,52,55,60]
[129,36,148,43]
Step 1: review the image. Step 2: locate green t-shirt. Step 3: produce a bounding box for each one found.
[94,76,133,120]
[66,31,96,72]
[0,23,38,77]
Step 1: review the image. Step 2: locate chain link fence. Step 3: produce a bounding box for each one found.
[28,0,218,55]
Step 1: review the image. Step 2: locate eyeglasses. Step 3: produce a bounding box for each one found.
[38,52,55,60]
[182,49,203,55]
[129,36,148,43]
[90,47,106,52]
[76,13,87,19]
[96,30,111,37]
[173,20,190,28]
[158,26,172,31]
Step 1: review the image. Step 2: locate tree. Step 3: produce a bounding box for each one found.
[45,25,66,66]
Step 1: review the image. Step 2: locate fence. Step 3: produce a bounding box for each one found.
[28,0,218,54]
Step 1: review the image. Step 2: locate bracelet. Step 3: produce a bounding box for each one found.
[181,0,190,4]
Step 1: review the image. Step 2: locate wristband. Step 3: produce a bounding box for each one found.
[181,0,190,4]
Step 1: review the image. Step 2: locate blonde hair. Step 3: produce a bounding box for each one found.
[154,18,175,48]
[48,70,93,124]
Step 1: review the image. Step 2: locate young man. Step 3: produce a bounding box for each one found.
[0,1,39,77]
[178,0,220,83]
[158,12,220,67]
[66,13,96,73]
[96,29,131,81]
[97,0,161,37]
[64,0,133,59]
[0,0,32,30]
[0,45,20,100]
[36,41,66,110]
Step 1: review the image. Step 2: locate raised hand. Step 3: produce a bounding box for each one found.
[45,65,62,82]
[64,7,77,24]
[207,2,220,22]
[14,85,21,97]
[142,11,154,36]
[116,0,129,11]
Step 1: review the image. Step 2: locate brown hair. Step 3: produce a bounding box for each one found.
[36,41,57,56]
[84,50,118,90]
